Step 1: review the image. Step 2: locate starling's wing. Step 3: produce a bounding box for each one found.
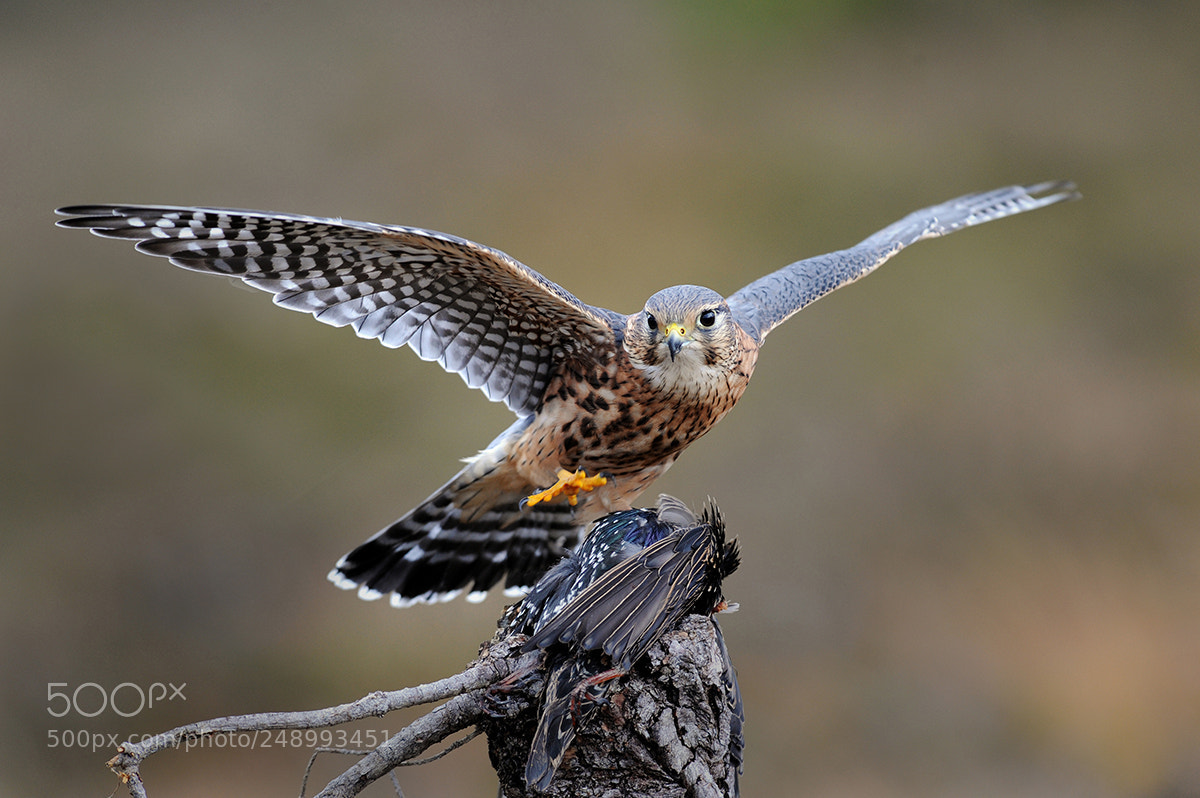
[726,181,1079,344]
[56,205,619,416]
[529,523,722,670]
[508,498,701,638]
[502,552,583,637]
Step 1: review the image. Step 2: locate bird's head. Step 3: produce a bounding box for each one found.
[624,285,740,387]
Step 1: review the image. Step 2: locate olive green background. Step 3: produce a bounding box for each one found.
[3,1,1198,796]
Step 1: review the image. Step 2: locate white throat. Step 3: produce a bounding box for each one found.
[640,347,717,396]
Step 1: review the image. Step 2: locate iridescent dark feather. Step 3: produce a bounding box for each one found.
[526,500,738,669]
[511,496,741,793]
[503,494,700,638]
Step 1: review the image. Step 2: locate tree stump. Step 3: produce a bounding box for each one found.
[482,614,742,798]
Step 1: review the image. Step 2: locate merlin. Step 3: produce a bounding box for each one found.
[56,180,1077,605]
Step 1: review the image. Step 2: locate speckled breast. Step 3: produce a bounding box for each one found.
[512,342,756,495]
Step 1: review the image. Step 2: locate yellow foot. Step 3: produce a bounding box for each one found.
[525,469,608,507]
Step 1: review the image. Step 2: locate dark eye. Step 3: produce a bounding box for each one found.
[698,309,717,328]
[646,313,658,332]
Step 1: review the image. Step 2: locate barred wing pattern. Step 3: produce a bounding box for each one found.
[726,181,1080,344]
[56,183,1075,610]
[55,205,618,417]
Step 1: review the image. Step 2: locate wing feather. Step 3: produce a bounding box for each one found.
[529,524,720,670]
[726,181,1079,344]
[56,204,619,416]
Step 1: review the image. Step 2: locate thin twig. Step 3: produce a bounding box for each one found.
[301,749,407,798]
[399,727,483,767]
[299,728,482,797]
[312,691,491,798]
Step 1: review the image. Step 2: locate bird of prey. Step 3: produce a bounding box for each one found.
[55,180,1077,605]
[496,495,741,794]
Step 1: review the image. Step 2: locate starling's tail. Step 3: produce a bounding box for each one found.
[525,657,605,792]
[328,459,583,606]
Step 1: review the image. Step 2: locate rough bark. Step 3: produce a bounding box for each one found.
[482,615,740,798]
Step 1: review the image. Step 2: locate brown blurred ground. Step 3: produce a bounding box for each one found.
[3,1,1199,796]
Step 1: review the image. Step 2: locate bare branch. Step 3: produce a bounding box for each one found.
[106,636,535,797]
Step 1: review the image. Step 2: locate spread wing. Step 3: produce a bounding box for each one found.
[726,181,1080,344]
[56,205,619,416]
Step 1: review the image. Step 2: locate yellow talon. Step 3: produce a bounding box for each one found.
[525,469,608,507]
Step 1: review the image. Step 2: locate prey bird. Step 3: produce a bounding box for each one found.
[56,180,1078,605]
[495,495,742,794]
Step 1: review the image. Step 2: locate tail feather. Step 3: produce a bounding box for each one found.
[329,465,583,605]
[526,658,600,792]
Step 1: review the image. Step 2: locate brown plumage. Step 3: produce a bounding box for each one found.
[55,181,1077,605]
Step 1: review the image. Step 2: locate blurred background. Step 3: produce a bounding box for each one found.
[3,1,1198,795]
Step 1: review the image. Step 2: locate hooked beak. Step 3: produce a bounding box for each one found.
[664,323,688,361]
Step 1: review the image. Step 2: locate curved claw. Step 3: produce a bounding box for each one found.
[567,667,627,717]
